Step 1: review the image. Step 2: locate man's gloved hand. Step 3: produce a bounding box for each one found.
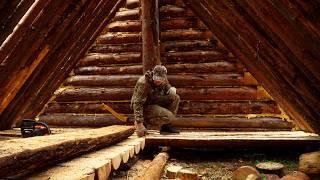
[167,87,176,95]
[135,121,148,137]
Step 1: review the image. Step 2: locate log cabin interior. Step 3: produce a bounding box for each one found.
[0,0,319,179]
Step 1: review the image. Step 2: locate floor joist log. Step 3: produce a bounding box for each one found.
[145,131,320,148]
[0,125,134,178]
[73,62,244,75]
[53,87,268,102]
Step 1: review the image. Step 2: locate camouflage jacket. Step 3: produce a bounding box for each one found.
[130,71,171,123]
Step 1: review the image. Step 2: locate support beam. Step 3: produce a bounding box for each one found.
[141,0,160,72]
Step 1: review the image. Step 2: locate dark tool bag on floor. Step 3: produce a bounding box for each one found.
[21,119,51,138]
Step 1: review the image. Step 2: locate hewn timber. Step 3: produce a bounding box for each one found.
[0,0,125,129]
[183,0,320,133]
[90,44,142,53]
[145,131,320,148]
[54,87,265,102]
[39,114,292,130]
[44,101,280,115]
[0,125,134,178]
[77,53,141,66]
[141,0,160,72]
[63,74,258,87]
[73,62,244,75]
[137,152,169,180]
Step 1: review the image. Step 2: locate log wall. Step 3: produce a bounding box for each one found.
[38,0,292,130]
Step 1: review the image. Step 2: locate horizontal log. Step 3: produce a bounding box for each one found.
[39,114,131,127]
[161,40,223,52]
[0,125,134,177]
[126,0,139,9]
[73,62,245,75]
[45,101,280,115]
[171,117,292,129]
[161,29,213,41]
[108,18,207,32]
[163,51,234,63]
[114,9,140,21]
[159,0,184,7]
[77,53,141,66]
[53,87,267,102]
[64,74,257,87]
[96,32,141,44]
[89,43,142,53]
[38,114,291,130]
[159,5,194,19]
[145,131,320,148]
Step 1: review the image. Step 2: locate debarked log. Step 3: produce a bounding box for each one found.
[0,125,134,177]
[161,40,222,52]
[96,32,141,44]
[54,86,267,102]
[77,53,141,66]
[114,9,140,21]
[162,51,234,63]
[38,114,292,130]
[45,101,281,115]
[73,62,245,75]
[64,74,257,87]
[89,43,142,53]
[159,5,194,19]
[160,29,213,41]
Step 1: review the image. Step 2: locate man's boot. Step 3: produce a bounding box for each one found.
[160,124,180,134]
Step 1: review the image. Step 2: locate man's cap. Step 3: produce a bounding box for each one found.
[152,65,167,81]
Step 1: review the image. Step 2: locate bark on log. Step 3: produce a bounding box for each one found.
[77,53,141,66]
[74,62,244,75]
[299,151,320,175]
[38,114,291,130]
[0,125,134,178]
[137,152,169,180]
[45,101,281,115]
[90,44,142,53]
[114,9,140,21]
[162,51,234,63]
[64,74,256,87]
[141,0,160,72]
[96,32,141,44]
[55,86,265,102]
[160,29,213,41]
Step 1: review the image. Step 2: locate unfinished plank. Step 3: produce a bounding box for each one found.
[0,125,134,178]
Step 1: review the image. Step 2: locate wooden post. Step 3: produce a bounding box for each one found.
[141,0,160,72]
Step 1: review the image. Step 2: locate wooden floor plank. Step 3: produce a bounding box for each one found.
[0,125,134,178]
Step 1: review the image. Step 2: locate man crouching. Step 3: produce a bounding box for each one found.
[130,65,180,137]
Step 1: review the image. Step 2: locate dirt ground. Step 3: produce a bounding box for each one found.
[110,147,311,180]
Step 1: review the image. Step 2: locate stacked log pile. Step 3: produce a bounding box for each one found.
[38,0,291,130]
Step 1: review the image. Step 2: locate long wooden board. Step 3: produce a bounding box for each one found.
[0,125,134,178]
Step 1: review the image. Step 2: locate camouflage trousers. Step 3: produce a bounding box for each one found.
[143,93,180,129]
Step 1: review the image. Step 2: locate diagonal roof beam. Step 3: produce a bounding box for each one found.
[183,0,320,133]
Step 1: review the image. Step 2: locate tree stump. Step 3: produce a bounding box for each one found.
[256,162,285,177]
[280,171,310,180]
[232,166,260,180]
[166,165,183,179]
[299,151,320,175]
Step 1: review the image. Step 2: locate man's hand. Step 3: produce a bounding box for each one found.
[167,87,176,95]
[135,122,148,137]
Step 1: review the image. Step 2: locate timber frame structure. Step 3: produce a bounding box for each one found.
[0,0,319,133]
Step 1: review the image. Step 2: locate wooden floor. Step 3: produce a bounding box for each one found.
[146,130,320,148]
